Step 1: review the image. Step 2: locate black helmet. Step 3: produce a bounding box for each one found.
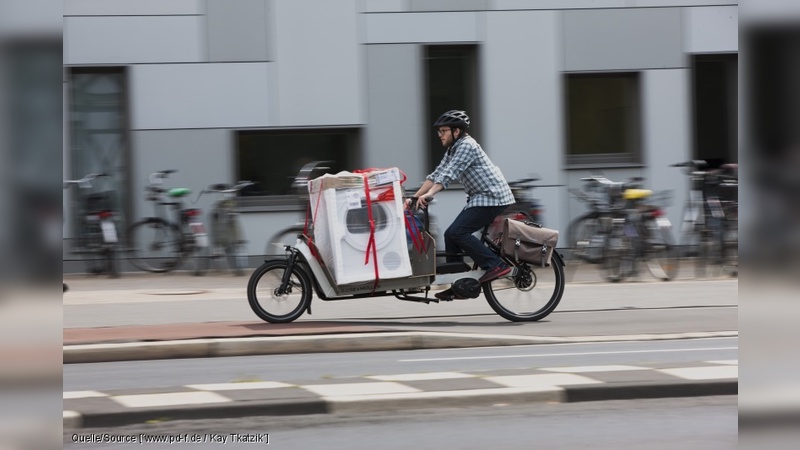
[434,110,470,129]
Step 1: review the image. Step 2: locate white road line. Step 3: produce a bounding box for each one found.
[400,346,738,362]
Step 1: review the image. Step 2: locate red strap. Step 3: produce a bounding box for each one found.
[361,174,380,291]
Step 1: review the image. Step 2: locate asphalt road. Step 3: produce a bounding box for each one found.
[64,337,737,392]
[64,396,737,450]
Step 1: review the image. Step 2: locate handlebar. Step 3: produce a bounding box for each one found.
[204,181,255,195]
[63,172,108,189]
[148,169,177,186]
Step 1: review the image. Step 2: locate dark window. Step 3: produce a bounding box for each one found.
[235,128,360,206]
[565,73,642,166]
[424,45,480,173]
[692,54,738,167]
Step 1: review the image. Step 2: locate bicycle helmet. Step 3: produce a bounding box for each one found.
[434,110,470,129]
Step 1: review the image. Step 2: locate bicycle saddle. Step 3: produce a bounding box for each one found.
[622,189,653,200]
[210,183,229,191]
[167,187,191,198]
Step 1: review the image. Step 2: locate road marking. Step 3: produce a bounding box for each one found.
[112,391,230,408]
[539,365,650,373]
[400,346,738,362]
[368,372,477,381]
[487,373,602,388]
[302,382,420,397]
[659,366,739,380]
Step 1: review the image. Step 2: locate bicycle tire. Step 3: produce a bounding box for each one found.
[482,252,566,322]
[601,220,631,282]
[247,260,312,323]
[567,212,606,264]
[127,218,184,273]
[642,217,679,281]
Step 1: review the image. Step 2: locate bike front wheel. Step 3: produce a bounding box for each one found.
[247,260,312,323]
[127,218,184,273]
[567,213,606,264]
[483,253,566,322]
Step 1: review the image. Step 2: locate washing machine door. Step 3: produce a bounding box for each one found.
[341,200,397,251]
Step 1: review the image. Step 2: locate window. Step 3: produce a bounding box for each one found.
[235,128,360,207]
[693,54,738,167]
[68,67,130,228]
[565,73,642,166]
[424,45,480,173]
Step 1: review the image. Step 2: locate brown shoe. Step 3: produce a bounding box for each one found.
[478,264,512,283]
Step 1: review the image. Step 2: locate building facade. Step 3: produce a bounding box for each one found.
[63,0,738,266]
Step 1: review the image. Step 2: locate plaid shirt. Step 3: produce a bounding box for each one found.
[427,134,515,208]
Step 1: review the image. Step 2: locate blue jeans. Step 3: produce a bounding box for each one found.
[444,205,508,270]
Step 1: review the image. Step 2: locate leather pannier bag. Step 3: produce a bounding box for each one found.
[499,218,559,267]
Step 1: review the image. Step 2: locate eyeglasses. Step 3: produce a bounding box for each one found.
[437,129,451,136]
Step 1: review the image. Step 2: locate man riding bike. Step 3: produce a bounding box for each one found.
[406,110,515,300]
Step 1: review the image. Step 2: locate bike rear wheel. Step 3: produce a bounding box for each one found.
[248,260,312,323]
[127,218,184,273]
[483,253,566,322]
[642,217,679,281]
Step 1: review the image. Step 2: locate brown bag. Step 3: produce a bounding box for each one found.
[499,218,559,267]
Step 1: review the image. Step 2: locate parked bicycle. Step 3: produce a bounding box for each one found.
[566,176,677,282]
[566,175,644,264]
[126,170,209,275]
[601,186,678,282]
[63,172,120,278]
[671,160,738,277]
[202,181,254,276]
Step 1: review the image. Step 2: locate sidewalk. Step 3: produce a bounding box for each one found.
[63,266,738,429]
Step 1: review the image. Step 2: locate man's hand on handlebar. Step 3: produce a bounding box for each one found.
[405,195,433,210]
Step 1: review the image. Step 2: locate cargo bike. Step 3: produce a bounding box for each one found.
[247,169,566,323]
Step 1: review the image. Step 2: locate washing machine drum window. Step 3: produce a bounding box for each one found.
[346,204,389,234]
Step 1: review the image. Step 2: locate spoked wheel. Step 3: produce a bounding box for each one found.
[247,260,312,323]
[127,218,184,273]
[568,213,606,264]
[642,218,679,281]
[483,253,566,322]
[601,223,630,282]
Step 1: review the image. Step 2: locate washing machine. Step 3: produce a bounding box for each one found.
[310,171,412,285]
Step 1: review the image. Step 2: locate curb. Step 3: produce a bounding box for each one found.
[63,379,737,429]
[63,331,739,364]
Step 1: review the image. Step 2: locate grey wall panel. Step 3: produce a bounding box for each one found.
[64,0,202,16]
[130,129,230,224]
[130,63,272,130]
[409,0,488,11]
[64,16,205,65]
[493,0,736,9]
[364,44,426,185]
[563,8,684,71]
[365,12,480,43]
[274,0,363,126]
[482,11,566,231]
[362,0,408,13]
[684,6,738,54]
[641,69,691,239]
[206,0,273,62]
